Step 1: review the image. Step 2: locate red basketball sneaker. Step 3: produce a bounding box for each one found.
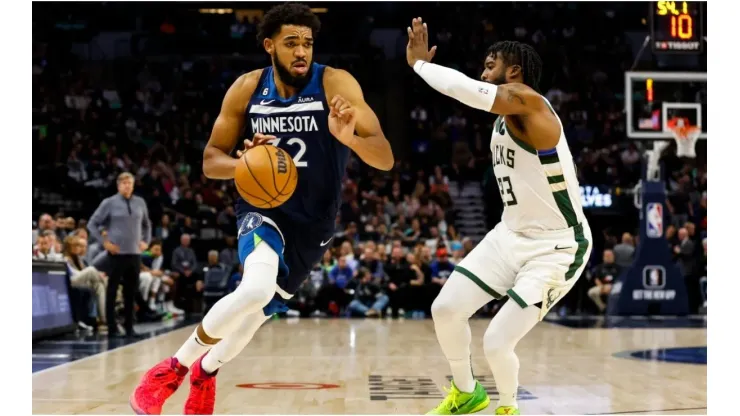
[183,355,217,415]
[130,357,188,415]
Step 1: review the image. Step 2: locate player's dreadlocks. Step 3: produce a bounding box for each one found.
[257,3,321,43]
[486,41,543,92]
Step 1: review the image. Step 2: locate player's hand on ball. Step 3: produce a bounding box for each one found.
[328,94,357,145]
[236,133,277,157]
[406,17,437,67]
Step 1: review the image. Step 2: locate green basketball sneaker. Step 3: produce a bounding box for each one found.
[495,405,520,415]
[426,380,490,415]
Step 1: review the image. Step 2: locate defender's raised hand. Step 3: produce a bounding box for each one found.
[406,17,437,67]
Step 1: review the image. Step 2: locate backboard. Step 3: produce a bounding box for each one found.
[625,71,707,140]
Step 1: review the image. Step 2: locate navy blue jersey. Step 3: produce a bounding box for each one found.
[236,63,350,224]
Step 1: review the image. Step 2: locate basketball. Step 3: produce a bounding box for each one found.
[234,145,297,209]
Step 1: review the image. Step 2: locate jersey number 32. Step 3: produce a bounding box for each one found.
[267,138,308,167]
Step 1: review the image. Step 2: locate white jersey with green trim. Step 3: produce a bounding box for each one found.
[490,99,586,233]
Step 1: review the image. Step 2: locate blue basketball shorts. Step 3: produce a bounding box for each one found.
[236,212,335,316]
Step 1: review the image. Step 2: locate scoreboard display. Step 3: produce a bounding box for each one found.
[650,1,704,53]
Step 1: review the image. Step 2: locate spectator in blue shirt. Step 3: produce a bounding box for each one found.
[329,256,355,289]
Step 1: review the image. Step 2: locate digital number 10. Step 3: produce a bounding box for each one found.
[670,14,693,40]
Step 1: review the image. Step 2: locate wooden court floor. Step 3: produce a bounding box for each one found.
[32,318,706,415]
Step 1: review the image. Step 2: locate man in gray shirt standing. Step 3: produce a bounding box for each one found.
[88,172,151,337]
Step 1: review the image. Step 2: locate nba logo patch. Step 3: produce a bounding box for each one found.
[642,266,666,289]
[238,212,264,237]
[646,203,663,238]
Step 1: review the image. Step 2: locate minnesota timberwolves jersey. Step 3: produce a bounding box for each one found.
[237,63,350,224]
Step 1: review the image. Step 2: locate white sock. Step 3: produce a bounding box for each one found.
[201,311,270,374]
[431,271,494,394]
[448,358,476,393]
[174,242,279,368]
[483,299,540,408]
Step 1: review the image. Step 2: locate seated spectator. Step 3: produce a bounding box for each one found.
[339,240,359,272]
[428,247,455,304]
[201,250,230,314]
[63,235,107,327]
[403,218,422,247]
[320,256,355,316]
[445,224,461,247]
[359,246,385,280]
[384,246,414,318]
[406,252,428,318]
[320,250,336,273]
[140,240,182,315]
[450,241,465,264]
[219,236,240,272]
[171,233,201,312]
[33,230,63,261]
[329,255,355,290]
[288,264,328,317]
[32,213,55,246]
[347,267,389,317]
[587,249,621,313]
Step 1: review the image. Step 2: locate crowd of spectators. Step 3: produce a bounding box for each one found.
[32,3,708,330]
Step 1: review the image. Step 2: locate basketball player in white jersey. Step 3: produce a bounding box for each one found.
[407,18,592,415]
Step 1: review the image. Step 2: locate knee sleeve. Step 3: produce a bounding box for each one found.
[229,242,279,311]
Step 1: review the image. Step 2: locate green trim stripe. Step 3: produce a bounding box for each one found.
[547,174,565,184]
[505,121,537,155]
[538,150,578,227]
[538,153,559,165]
[553,190,579,227]
[254,233,263,246]
[455,266,503,299]
[507,289,528,308]
[565,223,590,280]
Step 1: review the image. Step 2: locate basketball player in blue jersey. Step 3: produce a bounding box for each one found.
[130,4,393,415]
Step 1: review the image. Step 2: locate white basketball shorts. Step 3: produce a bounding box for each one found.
[454,221,592,320]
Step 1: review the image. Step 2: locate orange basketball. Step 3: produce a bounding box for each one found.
[234,145,298,209]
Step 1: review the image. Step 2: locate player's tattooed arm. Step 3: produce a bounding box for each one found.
[203,70,261,179]
[324,67,394,171]
[490,83,541,115]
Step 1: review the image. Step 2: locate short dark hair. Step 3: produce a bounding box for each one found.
[486,41,543,92]
[149,239,162,247]
[257,3,321,43]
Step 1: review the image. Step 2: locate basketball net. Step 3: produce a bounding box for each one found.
[668,117,700,158]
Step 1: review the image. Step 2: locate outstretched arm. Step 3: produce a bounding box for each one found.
[324,67,394,171]
[412,60,545,116]
[406,18,543,116]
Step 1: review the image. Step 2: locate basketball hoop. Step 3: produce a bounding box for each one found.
[667,117,700,158]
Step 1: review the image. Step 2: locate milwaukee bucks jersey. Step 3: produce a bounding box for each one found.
[490,98,586,232]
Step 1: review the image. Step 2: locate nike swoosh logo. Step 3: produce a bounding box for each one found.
[260,100,274,105]
[554,245,572,250]
[320,238,333,247]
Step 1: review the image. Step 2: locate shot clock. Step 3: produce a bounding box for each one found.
[650,1,704,53]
